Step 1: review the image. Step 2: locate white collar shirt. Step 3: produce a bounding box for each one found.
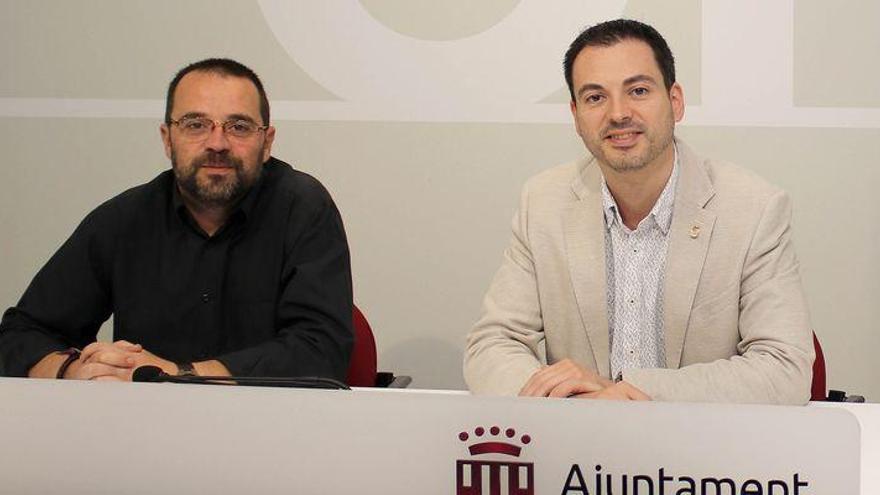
[601,149,680,379]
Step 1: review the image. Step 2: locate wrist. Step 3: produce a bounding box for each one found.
[192,360,231,377]
[175,362,196,377]
[161,360,179,376]
[62,358,84,379]
[142,355,178,376]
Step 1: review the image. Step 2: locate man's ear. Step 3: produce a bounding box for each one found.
[570,100,583,138]
[160,124,172,160]
[261,126,276,163]
[669,82,685,123]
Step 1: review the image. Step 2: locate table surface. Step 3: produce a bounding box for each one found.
[0,379,875,494]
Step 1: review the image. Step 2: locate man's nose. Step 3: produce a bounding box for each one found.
[608,97,633,124]
[204,123,231,152]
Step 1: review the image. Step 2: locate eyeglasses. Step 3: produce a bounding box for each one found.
[169,117,268,141]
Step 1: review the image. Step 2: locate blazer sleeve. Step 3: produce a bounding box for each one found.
[464,183,545,395]
[624,190,814,405]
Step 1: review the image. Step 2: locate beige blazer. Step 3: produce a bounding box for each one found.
[464,140,814,404]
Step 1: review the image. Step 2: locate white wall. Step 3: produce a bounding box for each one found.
[1,0,878,399]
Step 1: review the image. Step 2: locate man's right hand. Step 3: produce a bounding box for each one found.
[27,341,143,381]
[519,358,613,397]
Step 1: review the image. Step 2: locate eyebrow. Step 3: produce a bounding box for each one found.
[176,111,207,120]
[175,112,258,124]
[227,113,258,124]
[623,74,659,87]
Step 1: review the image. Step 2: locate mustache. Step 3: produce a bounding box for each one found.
[192,152,242,169]
[602,121,644,136]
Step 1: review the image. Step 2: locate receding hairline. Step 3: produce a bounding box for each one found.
[164,58,270,125]
[169,70,265,119]
[175,68,262,91]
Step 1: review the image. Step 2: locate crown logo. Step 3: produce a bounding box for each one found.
[458,426,532,457]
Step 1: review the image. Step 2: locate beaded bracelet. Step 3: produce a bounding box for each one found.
[56,348,81,379]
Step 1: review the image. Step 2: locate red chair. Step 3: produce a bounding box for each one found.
[347,305,378,386]
[811,332,826,401]
[347,305,411,388]
[807,333,865,402]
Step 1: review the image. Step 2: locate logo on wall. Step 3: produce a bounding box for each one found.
[456,426,534,495]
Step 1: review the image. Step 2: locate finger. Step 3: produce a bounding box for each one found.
[526,362,589,396]
[73,362,131,381]
[519,371,544,396]
[540,359,596,384]
[582,383,647,401]
[81,341,142,363]
[84,350,136,368]
[574,390,618,400]
[548,379,604,398]
[92,375,125,382]
[520,366,572,397]
[522,358,602,397]
[548,380,578,398]
[571,391,601,399]
[114,340,143,352]
[80,342,110,363]
[80,347,115,363]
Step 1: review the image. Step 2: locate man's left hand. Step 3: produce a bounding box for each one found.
[573,381,651,401]
[519,358,613,397]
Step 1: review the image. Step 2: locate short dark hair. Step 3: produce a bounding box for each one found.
[564,19,676,102]
[164,58,270,125]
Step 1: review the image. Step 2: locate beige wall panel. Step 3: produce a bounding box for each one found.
[795,0,880,107]
[1,1,877,400]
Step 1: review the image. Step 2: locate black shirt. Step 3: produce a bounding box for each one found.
[0,157,353,380]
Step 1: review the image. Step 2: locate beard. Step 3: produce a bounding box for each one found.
[585,115,674,173]
[171,148,262,208]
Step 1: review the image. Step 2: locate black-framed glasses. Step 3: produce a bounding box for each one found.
[169,117,268,141]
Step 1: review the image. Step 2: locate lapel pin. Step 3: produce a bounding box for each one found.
[689,225,701,239]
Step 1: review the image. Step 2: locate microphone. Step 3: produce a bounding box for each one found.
[131,365,350,390]
[132,365,169,383]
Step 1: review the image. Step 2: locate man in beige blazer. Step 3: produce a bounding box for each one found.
[464,20,813,404]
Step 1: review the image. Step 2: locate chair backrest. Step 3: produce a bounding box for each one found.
[347,305,378,387]
[811,332,827,401]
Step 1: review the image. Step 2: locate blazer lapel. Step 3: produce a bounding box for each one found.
[563,159,611,376]
[663,141,717,369]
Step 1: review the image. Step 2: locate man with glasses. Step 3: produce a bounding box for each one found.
[0,59,353,382]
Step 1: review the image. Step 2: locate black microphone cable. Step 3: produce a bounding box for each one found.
[132,365,350,390]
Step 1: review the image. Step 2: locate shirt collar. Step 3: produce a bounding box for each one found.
[601,145,680,234]
[235,165,266,219]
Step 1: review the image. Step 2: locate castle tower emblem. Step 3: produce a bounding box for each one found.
[456,426,534,495]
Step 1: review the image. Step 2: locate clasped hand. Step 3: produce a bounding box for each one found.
[518,358,650,401]
[64,340,175,381]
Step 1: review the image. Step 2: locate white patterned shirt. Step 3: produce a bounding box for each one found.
[602,152,680,379]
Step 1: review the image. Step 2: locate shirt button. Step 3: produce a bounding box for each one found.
[202,291,212,303]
